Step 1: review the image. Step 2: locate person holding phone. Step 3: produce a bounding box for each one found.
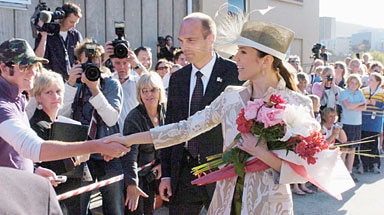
[30,70,85,214]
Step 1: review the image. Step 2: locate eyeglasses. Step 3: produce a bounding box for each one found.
[141,88,159,94]
[157,66,169,70]
[8,63,39,73]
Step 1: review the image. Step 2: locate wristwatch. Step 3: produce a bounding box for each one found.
[134,63,143,70]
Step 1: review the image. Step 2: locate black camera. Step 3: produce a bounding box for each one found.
[157,36,166,48]
[326,75,333,81]
[112,21,130,58]
[311,43,322,59]
[77,43,101,83]
[145,170,158,183]
[31,2,65,35]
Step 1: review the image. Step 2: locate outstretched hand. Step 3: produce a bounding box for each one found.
[125,185,149,211]
[102,133,131,147]
[98,134,130,160]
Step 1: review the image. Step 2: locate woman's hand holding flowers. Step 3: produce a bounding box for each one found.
[237,133,267,158]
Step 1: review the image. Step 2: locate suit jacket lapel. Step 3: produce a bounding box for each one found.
[182,65,193,114]
[203,56,227,104]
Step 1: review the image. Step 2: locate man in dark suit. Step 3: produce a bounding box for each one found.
[0,167,63,215]
[158,12,243,214]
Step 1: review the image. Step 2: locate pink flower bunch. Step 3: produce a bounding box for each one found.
[242,95,285,129]
[238,94,328,165]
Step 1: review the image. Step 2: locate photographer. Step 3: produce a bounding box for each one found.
[104,26,148,133]
[34,2,83,81]
[320,45,329,64]
[312,66,343,119]
[157,35,175,62]
[61,38,125,215]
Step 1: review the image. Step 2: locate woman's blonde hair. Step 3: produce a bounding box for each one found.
[346,74,362,89]
[136,71,167,105]
[32,69,65,102]
[321,107,337,125]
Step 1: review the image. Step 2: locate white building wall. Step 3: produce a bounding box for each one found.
[201,0,319,68]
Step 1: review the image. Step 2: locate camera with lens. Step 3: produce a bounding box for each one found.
[311,43,322,59]
[112,21,130,58]
[31,2,66,36]
[326,75,333,82]
[157,36,166,48]
[145,170,158,183]
[77,43,101,83]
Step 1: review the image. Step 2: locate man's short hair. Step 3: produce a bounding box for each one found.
[134,46,152,57]
[184,12,216,38]
[62,2,82,18]
[74,38,104,60]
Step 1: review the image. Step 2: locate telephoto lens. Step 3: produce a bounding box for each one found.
[83,63,100,81]
[113,41,129,58]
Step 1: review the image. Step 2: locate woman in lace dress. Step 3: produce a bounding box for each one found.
[106,16,354,215]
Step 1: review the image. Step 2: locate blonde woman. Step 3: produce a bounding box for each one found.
[339,74,366,181]
[122,72,166,214]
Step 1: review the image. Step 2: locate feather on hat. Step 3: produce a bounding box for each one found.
[214,4,295,60]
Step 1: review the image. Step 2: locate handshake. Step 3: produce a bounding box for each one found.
[97,130,152,161]
[99,133,142,161]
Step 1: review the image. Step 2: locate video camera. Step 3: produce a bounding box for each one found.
[157,36,166,48]
[77,43,101,83]
[31,2,66,37]
[311,43,322,60]
[111,21,130,58]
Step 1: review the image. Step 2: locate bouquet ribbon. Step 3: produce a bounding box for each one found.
[191,152,349,200]
[191,157,269,185]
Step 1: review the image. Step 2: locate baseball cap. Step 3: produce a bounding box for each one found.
[0,38,48,65]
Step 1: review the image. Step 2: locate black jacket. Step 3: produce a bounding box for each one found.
[161,54,243,200]
[121,103,166,186]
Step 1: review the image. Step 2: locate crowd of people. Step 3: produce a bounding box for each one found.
[287,49,384,196]
[0,2,368,215]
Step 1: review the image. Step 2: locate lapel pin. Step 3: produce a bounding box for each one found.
[216,77,223,82]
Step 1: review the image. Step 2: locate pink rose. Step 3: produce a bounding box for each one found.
[258,107,284,128]
[244,99,265,120]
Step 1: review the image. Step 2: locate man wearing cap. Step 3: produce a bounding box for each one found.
[0,38,129,174]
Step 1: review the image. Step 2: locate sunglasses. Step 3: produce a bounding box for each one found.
[7,62,39,73]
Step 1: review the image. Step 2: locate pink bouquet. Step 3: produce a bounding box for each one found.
[192,94,328,182]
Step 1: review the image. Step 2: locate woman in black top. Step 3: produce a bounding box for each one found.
[29,70,85,215]
[122,71,167,214]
